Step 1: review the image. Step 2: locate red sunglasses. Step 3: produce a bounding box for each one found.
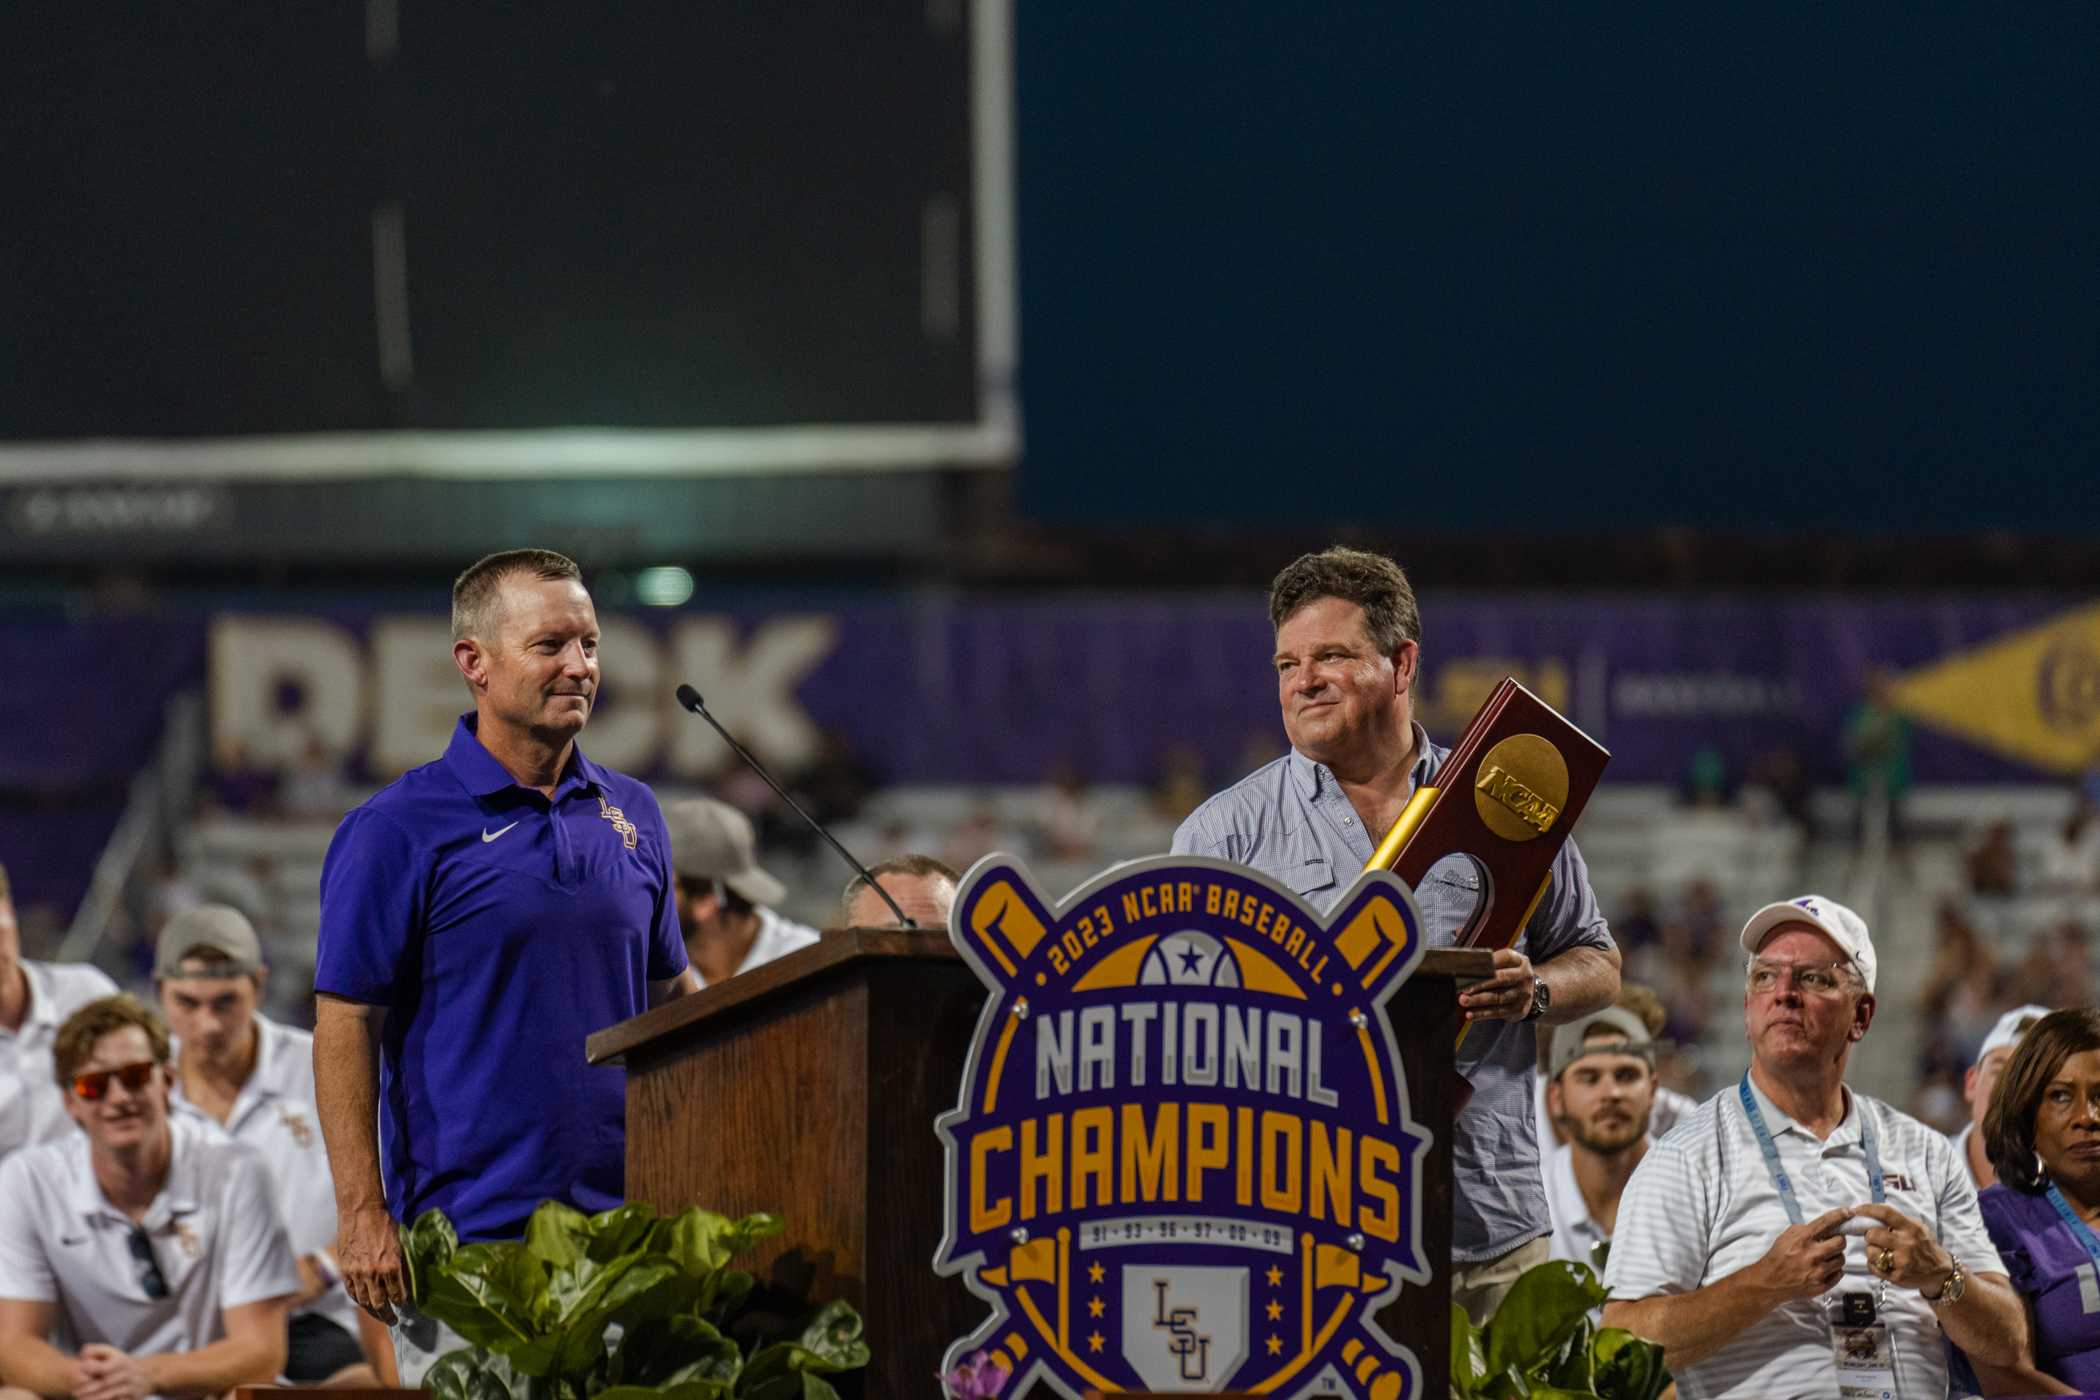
[72,1061,159,1100]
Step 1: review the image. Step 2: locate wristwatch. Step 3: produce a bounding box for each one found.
[1523,975,1550,1022]
[1925,1257,1966,1305]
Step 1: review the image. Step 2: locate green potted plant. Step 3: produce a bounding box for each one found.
[399,1200,870,1400]
[1449,1260,1668,1400]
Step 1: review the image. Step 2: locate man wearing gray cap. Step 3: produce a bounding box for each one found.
[0,858,119,1160]
[155,906,391,1386]
[1542,1007,1658,1274]
[664,798,819,986]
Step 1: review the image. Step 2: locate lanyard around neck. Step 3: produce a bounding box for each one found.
[1739,1072,1884,1226]
[2046,1184,2100,1270]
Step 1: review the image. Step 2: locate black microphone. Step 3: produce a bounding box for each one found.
[673,684,918,930]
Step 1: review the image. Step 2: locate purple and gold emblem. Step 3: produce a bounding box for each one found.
[936,856,1431,1400]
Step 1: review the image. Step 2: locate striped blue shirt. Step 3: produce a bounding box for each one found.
[1171,726,1614,1262]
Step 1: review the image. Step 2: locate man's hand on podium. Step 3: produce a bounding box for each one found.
[1457,947,1538,1023]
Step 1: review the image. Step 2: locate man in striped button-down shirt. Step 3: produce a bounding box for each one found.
[1602,895,2025,1397]
[1172,546,1622,1323]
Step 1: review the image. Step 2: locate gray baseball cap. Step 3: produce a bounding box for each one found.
[154,904,265,979]
[1547,1006,1656,1082]
[664,797,787,907]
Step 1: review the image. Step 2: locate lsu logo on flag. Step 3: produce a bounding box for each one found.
[934,855,1432,1400]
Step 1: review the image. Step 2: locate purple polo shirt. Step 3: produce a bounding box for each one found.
[315,714,686,1241]
[1977,1183,2100,1391]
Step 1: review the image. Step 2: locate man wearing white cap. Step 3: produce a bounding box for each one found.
[1953,1003,2050,1190]
[154,905,392,1385]
[664,798,819,986]
[1602,894,2026,1397]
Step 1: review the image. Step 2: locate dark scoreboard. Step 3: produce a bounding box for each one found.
[0,1,1012,456]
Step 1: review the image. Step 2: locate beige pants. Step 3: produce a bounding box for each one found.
[1451,1234,1551,1328]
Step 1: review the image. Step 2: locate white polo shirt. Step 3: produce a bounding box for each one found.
[0,960,121,1159]
[696,906,820,987]
[1544,1142,1614,1272]
[1604,1075,2003,1400]
[169,1014,361,1337]
[0,1115,300,1359]
[1949,1122,1982,1186]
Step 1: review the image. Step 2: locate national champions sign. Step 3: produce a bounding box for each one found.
[935,856,1432,1400]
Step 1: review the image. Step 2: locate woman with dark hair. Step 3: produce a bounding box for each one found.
[1969,1007,2100,1394]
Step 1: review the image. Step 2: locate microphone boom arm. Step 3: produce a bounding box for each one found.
[673,684,917,931]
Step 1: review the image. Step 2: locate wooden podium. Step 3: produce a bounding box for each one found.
[587,930,1487,1400]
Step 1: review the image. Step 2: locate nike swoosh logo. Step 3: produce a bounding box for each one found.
[482,822,520,844]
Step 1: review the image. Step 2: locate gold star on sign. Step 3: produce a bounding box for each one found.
[1265,1265,1284,1287]
[1088,1261,1105,1284]
[1266,1335,1284,1356]
[1087,1331,1106,1354]
[1266,1300,1283,1321]
[1088,1297,1105,1318]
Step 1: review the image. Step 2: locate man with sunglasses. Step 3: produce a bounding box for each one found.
[155,906,392,1387]
[313,550,697,1383]
[1601,895,2025,1397]
[0,859,119,1160]
[0,996,299,1400]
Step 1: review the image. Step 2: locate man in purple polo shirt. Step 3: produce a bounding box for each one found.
[311,550,696,1370]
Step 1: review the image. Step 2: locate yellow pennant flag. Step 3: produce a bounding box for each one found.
[1889,602,2100,775]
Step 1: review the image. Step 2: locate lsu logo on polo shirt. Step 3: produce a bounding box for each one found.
[936,856,1432,1400]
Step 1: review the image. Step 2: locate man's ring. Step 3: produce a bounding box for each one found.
[1875,1247,1895,1274]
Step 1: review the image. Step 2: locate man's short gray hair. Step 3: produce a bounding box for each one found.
[451,549,583,643]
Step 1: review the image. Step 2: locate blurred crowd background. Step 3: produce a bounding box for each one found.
[5,1,2098,1125]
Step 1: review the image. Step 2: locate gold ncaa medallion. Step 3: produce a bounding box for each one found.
[1471,733,1569,842]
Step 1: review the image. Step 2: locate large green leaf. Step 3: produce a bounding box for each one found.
[605,1266,703,1333]
[584,1204,662,1263]
[423,1346,518,1400]
[423,1244,553,1356]
[597,1383,732,1400]
[737,1332,869,1395]
[665,1209,743,1275]
[791,1301,869,1371]
[401,1209,461,1305]
[524,1202,594,1271]
[704,1270,756,1319]
[1542,1318,1594,1391]
[1590,1327,1669,1400]
[738,1370,844,1400]
[548,1258,685,1376]
[1450,1305,1488,1397]
[613,1314,744,1389]
[1481,1262,1606,1381]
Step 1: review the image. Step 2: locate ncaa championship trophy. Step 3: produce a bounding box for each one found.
[1366,678,1611,964]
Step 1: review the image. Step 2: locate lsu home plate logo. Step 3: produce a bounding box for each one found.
[935,855,1431,1400]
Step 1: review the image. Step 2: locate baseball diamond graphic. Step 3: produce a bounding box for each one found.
[935,854,1433,1400]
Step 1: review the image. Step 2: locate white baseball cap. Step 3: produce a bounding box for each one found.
[1738,894,1877,995]
[1979,1004,2051,1061]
